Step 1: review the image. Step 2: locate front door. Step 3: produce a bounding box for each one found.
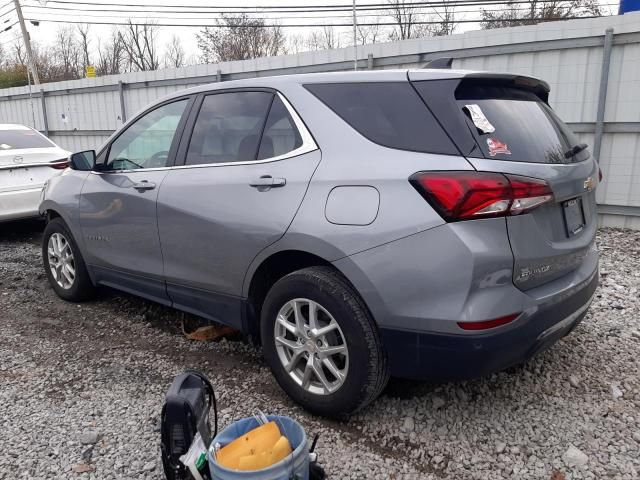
[79,98,191,303]
[157,91,320,327]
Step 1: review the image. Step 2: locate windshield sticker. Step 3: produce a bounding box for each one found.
[487,138,511,156]
[464,104,495,134]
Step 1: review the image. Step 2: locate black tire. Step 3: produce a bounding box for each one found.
[42,217,96,302]
[260,266,388,417]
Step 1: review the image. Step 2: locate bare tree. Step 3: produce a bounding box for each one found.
[197,13,286,63]
[52,27,82,80]
[97,29,126,76]
[387,0,430,40]
[429,0,457,36]
[481,0,601,28]
[12,40,61,83]
[77,24,91,69]
[357,21,383,45]
[13,42,26,67]
[164,34,185,68]
[286,33,307,54]
[0,43,8,68]
[306,26,342,51]
[120,21,160,71]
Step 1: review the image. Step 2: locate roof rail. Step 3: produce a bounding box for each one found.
[423,57,453,69]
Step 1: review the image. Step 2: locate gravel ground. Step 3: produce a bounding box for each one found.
[1,220,639,480]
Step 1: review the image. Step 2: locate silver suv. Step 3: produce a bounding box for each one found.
[41,69,599,416]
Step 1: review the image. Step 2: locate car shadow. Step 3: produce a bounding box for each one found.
[0,218,45,245]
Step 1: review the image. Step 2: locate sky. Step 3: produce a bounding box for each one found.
[0,0,621,65]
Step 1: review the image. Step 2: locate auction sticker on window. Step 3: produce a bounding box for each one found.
[464,104,495,134]
[487,137,511,156]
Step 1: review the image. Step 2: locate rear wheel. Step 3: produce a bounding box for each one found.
[260,266,388,416]
[42,218,95,301]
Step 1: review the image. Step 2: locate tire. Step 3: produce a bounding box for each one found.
[260,266,388,417]
[42,218,96,302]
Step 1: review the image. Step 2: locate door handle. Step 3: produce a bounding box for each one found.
[132,180,156,191]
[249,175,286,190]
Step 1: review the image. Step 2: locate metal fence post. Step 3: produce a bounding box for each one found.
[367,53,374,70]
[39,88,49,137]
[118,80,126,124]
[593,27,614,163]
[217,69,222,82]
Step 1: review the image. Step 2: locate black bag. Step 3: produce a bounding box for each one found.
[160,370,217,480]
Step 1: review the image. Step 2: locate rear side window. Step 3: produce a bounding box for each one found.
[304,82,458,156]
[186,91,273,165]
[0,129,54,150]
[455,85,584,163]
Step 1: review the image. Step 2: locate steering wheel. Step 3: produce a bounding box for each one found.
[111,157,144,170]
[147,150,169,168]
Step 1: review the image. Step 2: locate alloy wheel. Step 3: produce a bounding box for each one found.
[274,298,349,395]
[47,232,76,290]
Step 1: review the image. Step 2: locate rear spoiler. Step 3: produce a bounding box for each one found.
[423,57,453,69]
[461,73,550,103]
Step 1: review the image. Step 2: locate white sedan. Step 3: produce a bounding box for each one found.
[0,124,70,222]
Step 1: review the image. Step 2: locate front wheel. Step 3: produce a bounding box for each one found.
[260,266,388,417]
[42,218,95,301]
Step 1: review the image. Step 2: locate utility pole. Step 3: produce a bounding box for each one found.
[353,0,357,71]
[14,0,40,85]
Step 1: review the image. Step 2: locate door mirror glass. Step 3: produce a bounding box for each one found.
[69,150,96,171]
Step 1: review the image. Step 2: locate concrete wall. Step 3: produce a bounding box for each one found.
[1,13,639,228]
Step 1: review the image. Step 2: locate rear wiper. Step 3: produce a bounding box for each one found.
[564,143,588,158]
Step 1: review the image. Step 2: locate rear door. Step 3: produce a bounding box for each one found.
[412,74,599,290]
[157,90,319,327]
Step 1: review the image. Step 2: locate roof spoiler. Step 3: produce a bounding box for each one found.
[423,57,453,69]
[460,73,551,103]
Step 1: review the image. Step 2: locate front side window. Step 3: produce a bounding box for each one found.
[105,99,188,171]
[186,91,273,166]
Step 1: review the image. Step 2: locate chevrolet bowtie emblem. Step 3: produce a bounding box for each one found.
[584,177,594,191]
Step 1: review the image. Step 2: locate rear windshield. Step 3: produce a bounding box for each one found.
[0,129,54,150]
[455,85,584,163]
[304,82,458,156]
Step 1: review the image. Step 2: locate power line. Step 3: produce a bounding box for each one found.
[24,0,514,8]
[24,0,603,14]
[22,14,608,28]
[21,7,617,24]
[21,2,617,19]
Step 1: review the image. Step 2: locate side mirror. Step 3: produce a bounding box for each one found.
[69,150,96,171]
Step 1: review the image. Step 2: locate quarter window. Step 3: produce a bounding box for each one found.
[304,82,458,156]
[257,96,303,160]
[106,99,188,170]
[186,92,273,165]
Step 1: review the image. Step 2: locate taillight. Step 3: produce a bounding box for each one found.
[457,313,521,331]
[49,159,69,170]
[409,171,553,221]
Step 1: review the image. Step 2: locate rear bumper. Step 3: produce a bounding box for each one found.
[379,267,598,381]
[0,186,43,221]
